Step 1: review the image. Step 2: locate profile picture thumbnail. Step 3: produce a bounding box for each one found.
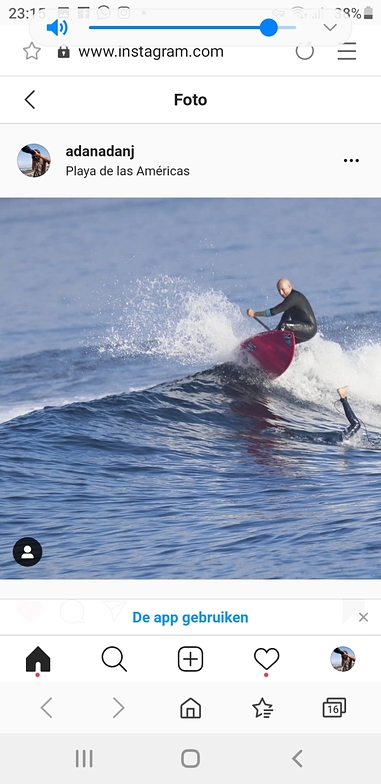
[17,143,51,178]
[331,646,356,672]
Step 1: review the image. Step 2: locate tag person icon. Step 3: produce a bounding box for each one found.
[13,537,43,567]
[21,545,34,560]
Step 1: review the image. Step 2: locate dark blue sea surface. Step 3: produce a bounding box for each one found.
[1,198,381,579]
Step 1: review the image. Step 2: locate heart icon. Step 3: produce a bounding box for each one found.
[254,648,280,670]
[17,601,43,622]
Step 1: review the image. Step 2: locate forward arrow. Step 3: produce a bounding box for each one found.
[113,697,125,718]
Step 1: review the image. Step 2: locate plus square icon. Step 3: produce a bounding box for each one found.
[178,646,204,672]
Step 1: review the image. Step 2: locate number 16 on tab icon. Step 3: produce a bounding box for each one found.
[322,697,347,718]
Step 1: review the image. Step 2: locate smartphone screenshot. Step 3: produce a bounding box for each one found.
[0,1,380,781]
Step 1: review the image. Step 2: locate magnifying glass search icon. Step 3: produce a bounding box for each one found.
[101,646,127,672]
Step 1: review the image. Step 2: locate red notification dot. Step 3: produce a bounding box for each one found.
[35,673,40,677]
[264,672,269,677]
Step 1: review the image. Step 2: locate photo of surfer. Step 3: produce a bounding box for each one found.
[17,144,51,178]
[1,198,381,580]
[331,647,356,672]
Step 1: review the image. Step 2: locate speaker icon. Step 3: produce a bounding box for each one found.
[46,18,69,36]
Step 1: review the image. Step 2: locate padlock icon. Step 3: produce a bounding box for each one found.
[58,46,70,58]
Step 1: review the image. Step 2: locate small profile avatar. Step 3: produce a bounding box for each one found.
[21,544,35,560]
[17,143,51,178]
[331,646,356,672]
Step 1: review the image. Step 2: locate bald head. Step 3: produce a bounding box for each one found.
[277,278,292,298]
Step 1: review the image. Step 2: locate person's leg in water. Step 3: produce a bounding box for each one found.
[284,386,361,444]
[337,386,361,440]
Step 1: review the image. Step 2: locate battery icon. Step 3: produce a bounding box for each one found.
[364,6,373,18]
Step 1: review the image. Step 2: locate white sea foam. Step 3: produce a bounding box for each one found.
[277,333,381,426]
[5,278,381,431]
[98,276,247,366]
[97,277,381,427]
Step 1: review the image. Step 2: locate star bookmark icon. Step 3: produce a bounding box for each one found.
[252,697,274,718]
[23,42,41,60]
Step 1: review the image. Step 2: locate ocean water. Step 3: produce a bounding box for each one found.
[1,197,381,579]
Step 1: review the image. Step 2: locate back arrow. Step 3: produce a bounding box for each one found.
[41,697,53,718]
[292,750,303,768]
[112,697,125,718]
[25,90,35,109]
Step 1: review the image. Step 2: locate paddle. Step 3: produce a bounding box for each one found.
[254,316,271,332]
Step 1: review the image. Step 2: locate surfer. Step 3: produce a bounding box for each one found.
[247,278,317,344]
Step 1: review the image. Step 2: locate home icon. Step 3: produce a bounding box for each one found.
[180,698,201,719]
[26,646,51,673]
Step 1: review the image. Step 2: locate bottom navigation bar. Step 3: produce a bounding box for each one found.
[0,733,378,783]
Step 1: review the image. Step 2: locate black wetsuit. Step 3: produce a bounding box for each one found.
[338,397,361,442]
[256,289,317,344]
[287,397,361,444]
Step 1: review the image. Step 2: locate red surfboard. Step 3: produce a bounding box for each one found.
[238,329,296,379]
